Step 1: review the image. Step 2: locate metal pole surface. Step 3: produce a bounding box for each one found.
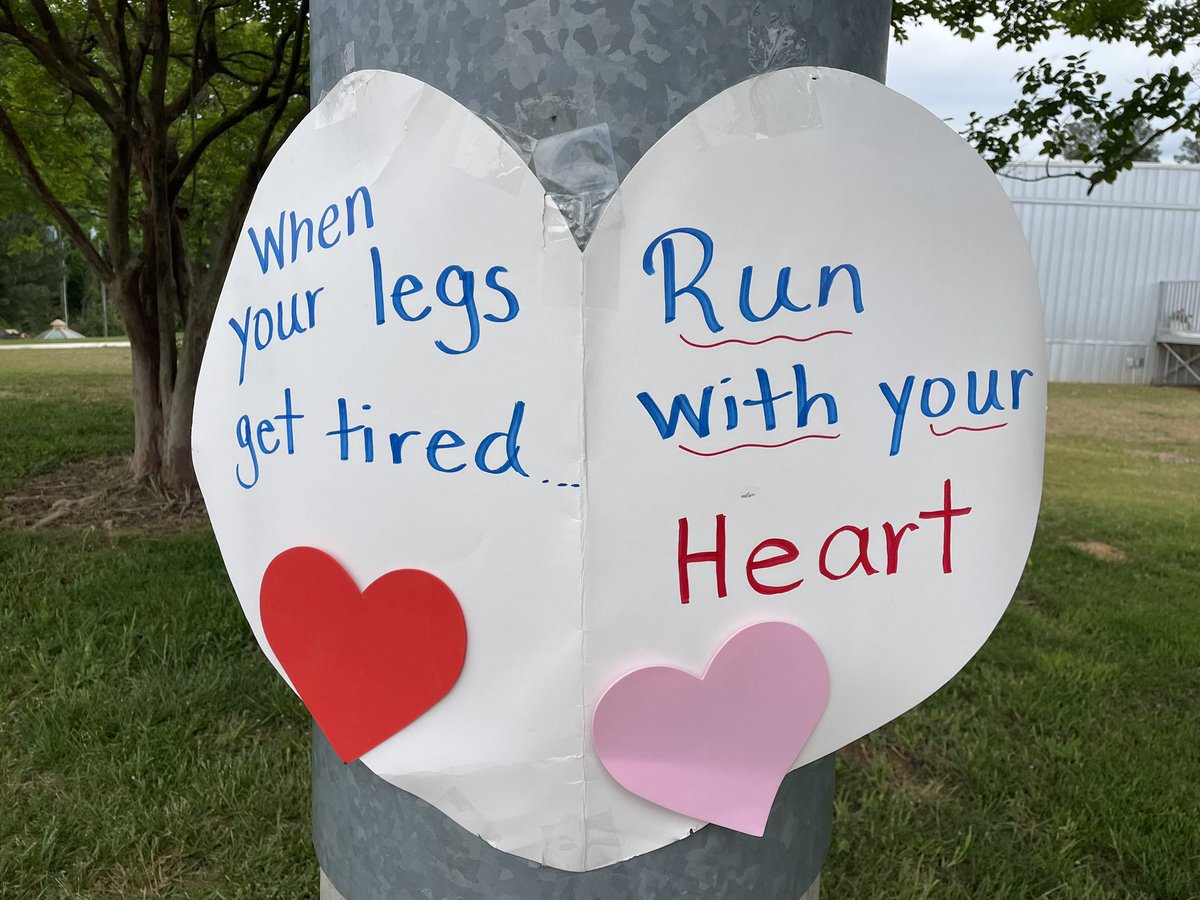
[309,2,891,897]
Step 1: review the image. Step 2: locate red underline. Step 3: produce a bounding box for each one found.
[678,434,841,457]
[679,330,853,349]
[929,422,1009,437]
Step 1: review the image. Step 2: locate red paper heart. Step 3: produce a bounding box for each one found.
[259,546,467,763]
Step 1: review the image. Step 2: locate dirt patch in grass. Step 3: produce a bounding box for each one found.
[841,737,956,800]
[1068,540,1127,562]
[0,456,207,533]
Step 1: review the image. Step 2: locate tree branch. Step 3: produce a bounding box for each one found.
[1126,99,1200,160]
[85,0,124,74]
[168,91,282,196]
[0,1,119,126]
[113,0,133,93]
[193,0,308,321]
[0,99,110,278]
[23,0,121,109]
[107,130,133,282]
[169,1,308,195]
[129,0,154,105]
[164,1,222,123]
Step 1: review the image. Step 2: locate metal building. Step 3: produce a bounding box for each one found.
[999,161,1200,384]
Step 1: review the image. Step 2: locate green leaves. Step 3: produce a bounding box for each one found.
[0,2,310,487]
[0,2,310,279]
[895,1,1200,188]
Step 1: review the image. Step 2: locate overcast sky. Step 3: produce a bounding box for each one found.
[885,20,1199,162]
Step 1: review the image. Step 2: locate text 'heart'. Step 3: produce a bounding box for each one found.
[593,622,829,835]
[259,546,467,763]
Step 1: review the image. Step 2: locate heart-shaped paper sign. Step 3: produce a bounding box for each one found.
[193,67,1045,872]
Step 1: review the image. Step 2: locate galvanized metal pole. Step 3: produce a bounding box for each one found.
[309,2,891,897]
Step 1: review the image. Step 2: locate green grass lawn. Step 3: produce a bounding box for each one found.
[825,383,1200,899]
[1,351,1198,898]
[0,349,133,490]
[0,350,313,898]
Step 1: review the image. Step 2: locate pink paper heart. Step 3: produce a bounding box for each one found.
[593,622,829,836]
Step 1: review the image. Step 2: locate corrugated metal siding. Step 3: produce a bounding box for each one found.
[999,162,1200,383]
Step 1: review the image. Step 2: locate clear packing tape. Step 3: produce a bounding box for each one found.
[317,15,819,246]
[748,10,810,73]
[487,118,619,248]
[482,13,819,247]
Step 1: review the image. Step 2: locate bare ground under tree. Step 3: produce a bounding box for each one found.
[0,456,208,533]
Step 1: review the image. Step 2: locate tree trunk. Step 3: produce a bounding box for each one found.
[121,272,166,482]
[0,3,307,495]
[163,317,204,489]
[116,253,203,491]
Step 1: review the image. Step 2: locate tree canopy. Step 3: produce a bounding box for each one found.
[1177,134,1200,162]
[0,0,308,487]
[1062,118,1163,161]
[896,1,1200,186]
[0,213,61,332]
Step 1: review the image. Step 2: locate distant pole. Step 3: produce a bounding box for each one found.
[45,224,69,328]
[90,228,108,337]
[309,2,891,898]
[60,255,68,328]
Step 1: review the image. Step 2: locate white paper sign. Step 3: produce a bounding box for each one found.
[193,67,1045,872]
